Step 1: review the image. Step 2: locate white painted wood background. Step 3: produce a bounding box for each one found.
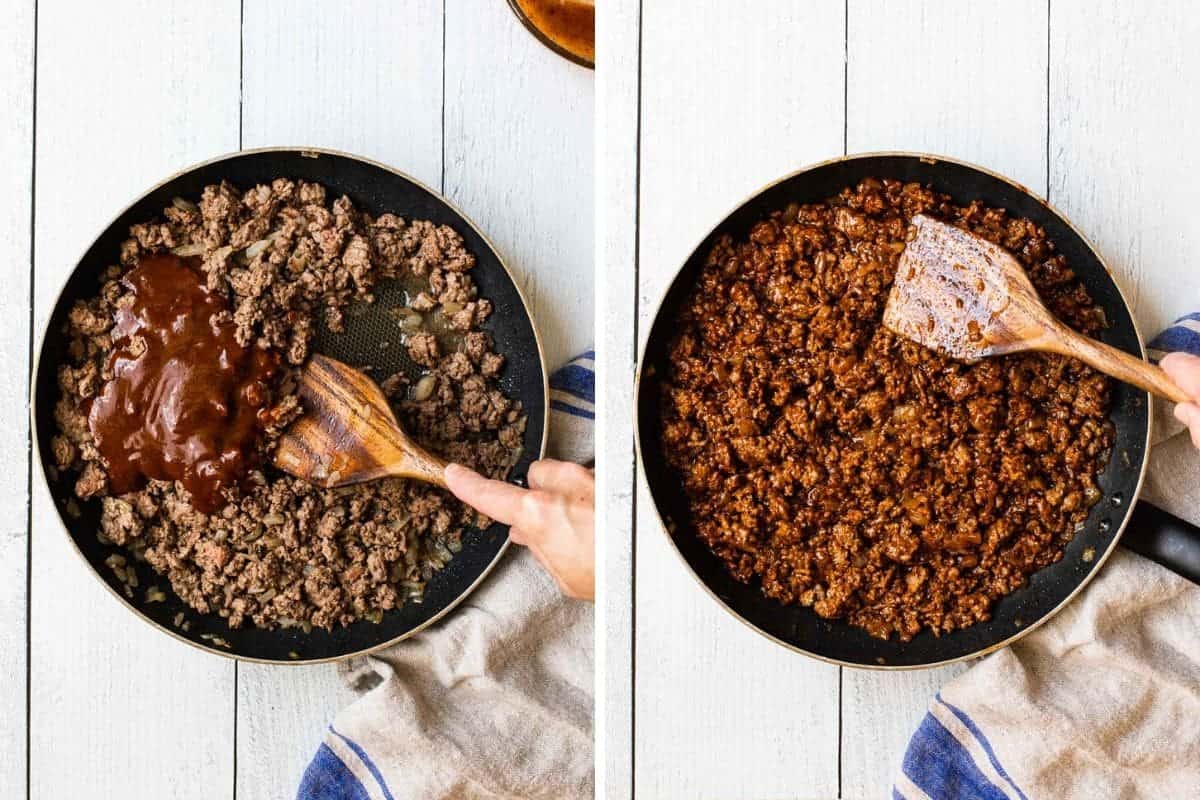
[4,1,592,798]
[598,1,1200,798]
[8,0,1200,798]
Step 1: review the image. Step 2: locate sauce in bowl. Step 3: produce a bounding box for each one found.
[513,0,594,66]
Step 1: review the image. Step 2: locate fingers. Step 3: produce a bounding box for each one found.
[528,459,594,500]
[1175,402,1200,449]
[1161,353,1200,450]
[445,461,586,535]
[1160,352,1200,401]
[446,460,595,602]
[443,463,526,527]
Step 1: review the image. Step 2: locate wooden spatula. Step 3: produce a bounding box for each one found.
[272,354,449,489]
[883,214,1189,403]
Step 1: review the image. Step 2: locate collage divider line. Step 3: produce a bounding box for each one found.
[630,1,644,795]
[25,1,38,797]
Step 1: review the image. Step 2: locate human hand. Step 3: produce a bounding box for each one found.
[1161,351,1200,449]
[444,459,595,601]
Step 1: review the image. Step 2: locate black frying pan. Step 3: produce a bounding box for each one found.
[32,147,548,664]
[635,152,1180,669]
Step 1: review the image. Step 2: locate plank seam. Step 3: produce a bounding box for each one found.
[842,0,849,155]
[1045,0,1051,199]
[440,0,446,193]
[837,667,844,797]
[238,0,244,152]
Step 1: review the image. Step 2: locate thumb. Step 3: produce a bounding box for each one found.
[1160,352,1200,402]
[1174,402,1200,449]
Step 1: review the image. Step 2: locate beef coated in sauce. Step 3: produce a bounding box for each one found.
[659,178,1113,641]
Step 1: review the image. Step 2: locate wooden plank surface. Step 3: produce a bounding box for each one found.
[0,1,33,796]
[238,3,445,796]
[635,4,845,797]
[1050,0,1200,335]
[840,2,1047,795]
[445,0,595,372]
[26,2,1200,797]
[846,0,1048,192]
[241,0,443,188]
[595,0,640,797]
[29,3,240,799]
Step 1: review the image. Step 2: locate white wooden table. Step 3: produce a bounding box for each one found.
[598,1,1200,797]
[2,2,592,797]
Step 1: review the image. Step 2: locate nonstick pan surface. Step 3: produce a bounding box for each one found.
[636,153,1151,668]
[32,148,548,663]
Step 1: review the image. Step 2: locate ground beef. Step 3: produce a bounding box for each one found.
[52,179,525,631]
[659,178,1114,641]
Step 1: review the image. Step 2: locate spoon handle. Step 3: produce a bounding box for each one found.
[385,437,450,489]
[1045,327,1191,404]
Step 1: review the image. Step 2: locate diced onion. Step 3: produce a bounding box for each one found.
[170,242,205,257]
[412,375,437,402]
[245,238,272,259]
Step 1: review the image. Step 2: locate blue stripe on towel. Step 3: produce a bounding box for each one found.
[937,695,1028,800]
[549,363,595,403]
[330,727,396,800]
[552,398,595,420]
[1149,325,1200,356]
[296,743,372,800]
[901,712,1010,800]
[1173,311,1200,325]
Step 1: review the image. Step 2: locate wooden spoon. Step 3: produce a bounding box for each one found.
[883,214,1189,403]
[272,354,448,489]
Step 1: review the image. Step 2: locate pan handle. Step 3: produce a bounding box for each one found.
[1121,501,1200,584]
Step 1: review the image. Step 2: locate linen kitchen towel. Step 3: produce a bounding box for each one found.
[297,350,595,800]
[894,315,1200,799]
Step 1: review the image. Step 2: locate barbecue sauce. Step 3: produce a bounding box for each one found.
[516,0,594,64]
[88,253,278,513]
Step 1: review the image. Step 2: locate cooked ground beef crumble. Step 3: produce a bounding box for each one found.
[52,179,526,630]
[659,178,1114,641]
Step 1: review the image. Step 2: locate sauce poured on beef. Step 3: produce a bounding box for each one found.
[88,253,278,513]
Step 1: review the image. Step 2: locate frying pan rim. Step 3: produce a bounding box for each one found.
[30,145,550,665]
[633,149,1152,670]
